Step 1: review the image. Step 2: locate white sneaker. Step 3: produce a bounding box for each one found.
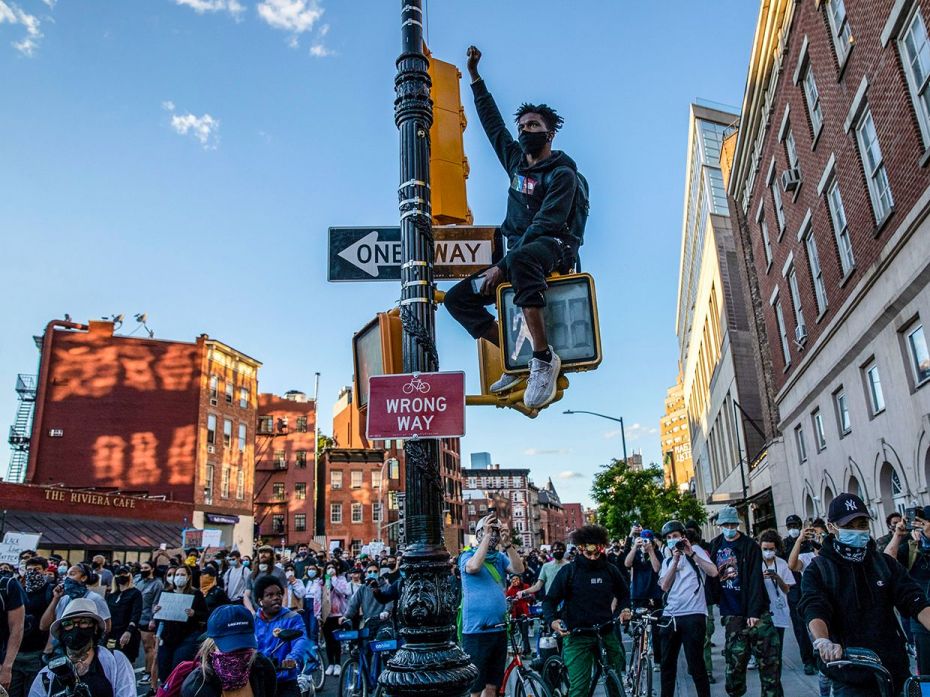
[325,665,334,676]
[490,372,523,394]
[747,655,757,670]
[523,348,561,409]
[333,664,342,676]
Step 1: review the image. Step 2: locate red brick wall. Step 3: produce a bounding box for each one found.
[745,1,930,389]
[563,503,584,533]
[0,482,194,523]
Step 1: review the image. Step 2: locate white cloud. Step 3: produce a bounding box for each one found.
[170,111,220,149]
[309,41,332,57]
[1,1,43,56]
[558,471,583,480]
[604,423,657,441]
[161,100,176,112]
[257,0,322,34]
[175,0,244,19]
[523,448,572,456]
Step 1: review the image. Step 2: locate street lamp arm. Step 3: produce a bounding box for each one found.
[563,409,624,424]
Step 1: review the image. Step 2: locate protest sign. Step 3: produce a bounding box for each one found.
[153,592,194,622]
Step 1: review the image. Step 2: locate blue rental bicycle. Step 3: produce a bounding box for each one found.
[335,626,402,697]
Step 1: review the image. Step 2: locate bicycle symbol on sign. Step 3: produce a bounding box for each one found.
[402,376,431,395]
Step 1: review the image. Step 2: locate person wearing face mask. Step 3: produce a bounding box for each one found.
[253,577,309,697]
[884,505,930,676]
[340,563,393,642]
[30,599,136,697]
[303,565,323,623]
[380,556,400,585]
[105,566,142,664]
[39,563,111,643]
[781,515,816,676]
[876,511,904,551]
[90,555,113,596]
[136,562,163,689]
[757,530,794,686]
[152,565,208,685]
[522,541,569,599]
[201,564,230,613]
[443,45,589,411]
[799,493,930,696]
[244,546,287,613]
[180,605,277,697]
[0,562,25,697]
[320,563,350,676]
[282,564,305,611]
[223,551,251,605]
[707,506,777,697]
[10,557,49,697]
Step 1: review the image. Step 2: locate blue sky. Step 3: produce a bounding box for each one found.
[0,0,757,507]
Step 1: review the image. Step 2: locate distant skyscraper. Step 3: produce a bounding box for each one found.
[470,452,491,469]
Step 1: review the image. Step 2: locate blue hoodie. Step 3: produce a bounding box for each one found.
[254,608,309,683]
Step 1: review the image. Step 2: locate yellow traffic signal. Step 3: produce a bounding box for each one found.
[352,310,404,410]
[426,47,472,225]
[470,338,569,417]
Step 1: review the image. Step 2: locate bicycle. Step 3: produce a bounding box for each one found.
[540,620,626,697]
[402,377,430,394]
[825,647,893,697]
[267,628,318,697]
[624,607,661,697]
[335,625,401,697]
[483,602,552,697]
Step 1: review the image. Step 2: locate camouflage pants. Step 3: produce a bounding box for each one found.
[722,613,781,697]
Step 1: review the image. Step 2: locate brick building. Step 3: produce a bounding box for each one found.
[562,502,584,535]
[463,489,513,544]
[728,0,930,528]
[661,378,694,489]
[463,465,540,548]
[254,390,316,546]
[21,319,259,552]
[537,478,567,546]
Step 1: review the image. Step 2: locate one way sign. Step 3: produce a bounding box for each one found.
[328,226,502,282]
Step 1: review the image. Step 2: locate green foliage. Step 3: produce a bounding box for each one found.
[590,459,706,539]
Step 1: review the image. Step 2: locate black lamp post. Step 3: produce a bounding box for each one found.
[563,409,628,463]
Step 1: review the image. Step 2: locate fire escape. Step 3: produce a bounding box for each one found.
[254,416,289,534]
[7,374,37,483]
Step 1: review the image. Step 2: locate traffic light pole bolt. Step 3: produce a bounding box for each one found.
[379,2,477,696]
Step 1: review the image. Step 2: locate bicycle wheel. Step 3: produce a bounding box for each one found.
[541,656,569,697]
[339,659,367,697]
[311,657,326,691]
[603,667,628,697]
[512,669,552,697]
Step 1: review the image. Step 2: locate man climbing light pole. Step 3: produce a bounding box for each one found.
[444,46,589,410]
[378,2,477,697]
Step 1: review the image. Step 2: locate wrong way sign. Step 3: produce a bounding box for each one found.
[366,371,465,439]
[328,226,501,281]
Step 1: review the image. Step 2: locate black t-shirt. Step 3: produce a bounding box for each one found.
[50,654,114,697]
[22,583,53,652]
[0,576,26,656]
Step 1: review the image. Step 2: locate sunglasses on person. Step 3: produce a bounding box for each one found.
[578,544,604,554]
[60,617,96,631]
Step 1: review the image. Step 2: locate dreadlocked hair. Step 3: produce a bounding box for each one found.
[514,103,564,132]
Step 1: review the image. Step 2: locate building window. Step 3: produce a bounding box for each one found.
[900,5,930,146]
[272,482,285,501]
[372,502,383,522]
[331,503,342,523]
[272,514,285,534]
[372,470,383,490]
[258,416,273,435]
[296,416,308,433]
[209,375,218,400]
[813,409,827,451]
[236,469,244,500]
[351,539,362,555]
[771,177,786,233]
[785,128,801,175]
[865,362,886,415]
[207,414,216,445]
[273,450,286,469]
[295,514,307,532]
[826,179,855,275]
[804,228,828,314]
[803,63,824,138]
[295,482,307,500]
[835,389,852,436]
[773,296,791,367]
[225,382,233,404]
[221,465,230,498]
[239,387,249,409]
[351,471,363,489]
[238,423,246,451]
[223,419,232,448]
[296,450,307,468]
[795,425,808,463]
[855,106,894,223]
[205,464,214,503]
[468,504,476,515]
[351,503,363,523]
[760,216,773,268]
[907,323,930,386]
[787,265,806,336]
[331,471,343,489]
[389,460,400,479]
[825,0,852,66]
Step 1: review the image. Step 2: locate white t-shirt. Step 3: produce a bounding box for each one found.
[761,557,795,628]
[659,545,710,617]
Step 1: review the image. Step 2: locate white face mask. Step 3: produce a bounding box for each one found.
[259,563,269,572]
[174,574,188,586]
[787,529,800,538]
[285,570,295,579]
[762,550,776,561]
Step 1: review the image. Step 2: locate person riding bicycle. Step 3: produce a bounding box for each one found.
[657,520,717,697]
[543,525,631,697]
[799,493,930,696]
[253,576,309,697]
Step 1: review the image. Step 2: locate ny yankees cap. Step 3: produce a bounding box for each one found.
[828,493,872,526]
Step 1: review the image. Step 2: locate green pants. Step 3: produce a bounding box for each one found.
[704,604,715,675]
[563,633,624,697]
[723,613,781,697]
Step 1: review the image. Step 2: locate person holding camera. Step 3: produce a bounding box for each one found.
[885,504,930,675]
[460,514,524,697]
[30,598,136,697]
[40,564,111,645]
[758,530,794,685]
[624,525,662,667]
[341,561,393,633]
[657,520,717,697]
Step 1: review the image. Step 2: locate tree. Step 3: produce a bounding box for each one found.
[590,459,706,539]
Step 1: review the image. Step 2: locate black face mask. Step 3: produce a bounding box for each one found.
[552,550,565,560]
[140,569,151,579]
[61,626,97,651]
[518,130,549,157]
[115,575,130,586]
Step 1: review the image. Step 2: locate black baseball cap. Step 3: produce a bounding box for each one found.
[828,493,872,526]
[785,515,803,527]
[914,505,930,522]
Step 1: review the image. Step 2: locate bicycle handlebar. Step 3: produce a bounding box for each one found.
[569,620,615,635]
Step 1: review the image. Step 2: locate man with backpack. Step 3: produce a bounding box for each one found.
[444,45,589,410]
[800,493,930,696]
[459,514,524,697]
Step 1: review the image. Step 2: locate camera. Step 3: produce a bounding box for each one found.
[47,657,91,697]
[674,540,687,552]
[906,507,921,531]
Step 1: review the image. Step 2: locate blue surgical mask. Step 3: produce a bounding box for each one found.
[308,570,318,579]
[836,529,870,548]
[722,527,739,541]
[366,572,378,581]
[666,539,679,551]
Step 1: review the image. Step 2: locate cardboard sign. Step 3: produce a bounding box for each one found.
[0,543,19,565]
[154,592,195,622]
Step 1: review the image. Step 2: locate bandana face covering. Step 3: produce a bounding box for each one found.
[24,570,47,593]
[832,538,868,563]
[210,649,255,690]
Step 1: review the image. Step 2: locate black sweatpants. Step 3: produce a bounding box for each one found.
[788,591,814,666]
[444,238,566,339]
[659,614,710,697]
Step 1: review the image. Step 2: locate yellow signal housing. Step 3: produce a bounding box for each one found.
[426,46,473,225]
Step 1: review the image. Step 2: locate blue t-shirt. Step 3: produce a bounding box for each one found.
[715,541,742,616]
[458,550,508,634]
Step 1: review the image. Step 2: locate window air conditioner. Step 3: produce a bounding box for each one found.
[781,168,801,192]
[795,323,808,345]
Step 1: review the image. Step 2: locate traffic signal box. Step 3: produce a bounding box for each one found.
[352,310,404,411]
[426,46,472,225]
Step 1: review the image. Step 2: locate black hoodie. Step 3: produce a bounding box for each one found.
[799,535,928,691]
[471,79,582,270]
[707,532,768,619]
[542,553,629,631]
